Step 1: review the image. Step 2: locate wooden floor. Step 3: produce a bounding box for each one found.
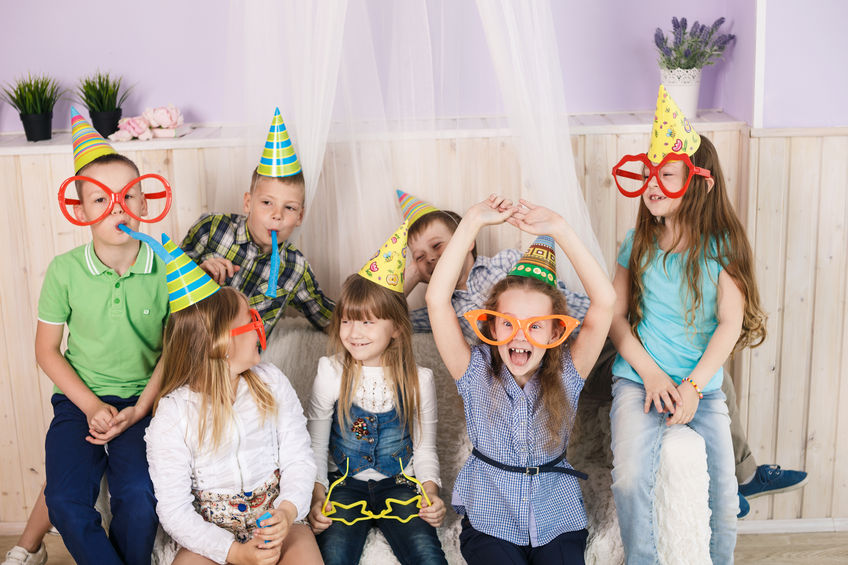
[2,532,848,563]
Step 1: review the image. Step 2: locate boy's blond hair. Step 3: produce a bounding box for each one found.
[248,167,306,199]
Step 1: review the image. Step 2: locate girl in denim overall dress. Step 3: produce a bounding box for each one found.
[307,223,447,565]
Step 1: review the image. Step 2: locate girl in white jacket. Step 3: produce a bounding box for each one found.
[145,286,320,565]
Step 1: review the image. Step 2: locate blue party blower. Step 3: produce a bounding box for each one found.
[256,511,272,544]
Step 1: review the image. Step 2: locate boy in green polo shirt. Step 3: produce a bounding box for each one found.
[33,110,169,565]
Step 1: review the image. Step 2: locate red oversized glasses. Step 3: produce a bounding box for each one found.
[611,152,711,199]
[230,308,267,350]
[58,174,172,226]
[463,309,580,350]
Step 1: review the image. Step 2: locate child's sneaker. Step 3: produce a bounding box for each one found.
[2,544,47,565]
[737,492,750,518]
[739,464,808,499]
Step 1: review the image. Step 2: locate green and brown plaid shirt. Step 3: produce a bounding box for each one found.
[181,213,334,334]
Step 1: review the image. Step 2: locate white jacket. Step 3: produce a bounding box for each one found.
[145,362,315,564]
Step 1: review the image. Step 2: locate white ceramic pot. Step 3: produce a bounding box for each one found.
[660,67,702,119]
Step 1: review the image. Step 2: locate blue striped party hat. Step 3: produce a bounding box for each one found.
[161,234,220,312]
[257,107,301,177]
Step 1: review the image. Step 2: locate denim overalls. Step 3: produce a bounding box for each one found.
[318,402,447,565]
[330,402,413,475]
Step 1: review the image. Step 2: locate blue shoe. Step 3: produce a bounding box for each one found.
[739,464,808,499]
[737,492,750,518]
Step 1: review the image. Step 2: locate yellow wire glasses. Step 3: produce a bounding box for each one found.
[321,458,432,525]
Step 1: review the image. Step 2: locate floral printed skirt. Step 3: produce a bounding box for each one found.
[191,469,281,543]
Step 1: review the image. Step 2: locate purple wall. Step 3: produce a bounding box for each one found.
[763,0,848,128]
[0,0,841,133]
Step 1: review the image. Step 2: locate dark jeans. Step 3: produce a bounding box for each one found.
[45,394,157,565]
[316,473,447,565]
[459,516,587,565]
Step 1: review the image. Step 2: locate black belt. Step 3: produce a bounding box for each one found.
[472,448,588,480]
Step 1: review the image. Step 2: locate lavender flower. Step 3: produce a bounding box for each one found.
[655,15,736,69]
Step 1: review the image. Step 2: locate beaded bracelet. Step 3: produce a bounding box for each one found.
[682,377,703,399]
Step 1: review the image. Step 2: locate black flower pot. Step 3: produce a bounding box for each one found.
[20,111,53,142]
[89,109,122,138]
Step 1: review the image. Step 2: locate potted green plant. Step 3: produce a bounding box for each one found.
[1,73,64,142]
[654,17,735,118]
[77,71,131,137]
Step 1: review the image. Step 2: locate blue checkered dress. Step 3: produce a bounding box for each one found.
[410,248,591,341]
[452,344,587,546]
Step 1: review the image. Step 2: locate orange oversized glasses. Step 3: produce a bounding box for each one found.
[463,309,580,350]
[611,152,711,199]
[230,308,267,350]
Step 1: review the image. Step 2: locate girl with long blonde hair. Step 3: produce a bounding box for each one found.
[306,225,447,565]
[146,286,321,565]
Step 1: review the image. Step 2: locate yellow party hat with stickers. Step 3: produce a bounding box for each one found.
[161,234,220,312]
[648,84,701,162]
[257,107,302,177]
[396,190,438,226]
[358,221,408,293]
[71,107,116,172]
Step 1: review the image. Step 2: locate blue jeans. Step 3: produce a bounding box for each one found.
[45,394,158,565]
[316,473,447,565]
[610,378,737,564]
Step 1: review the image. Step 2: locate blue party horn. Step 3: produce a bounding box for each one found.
[265,230,279,298]
[118,224,171,262]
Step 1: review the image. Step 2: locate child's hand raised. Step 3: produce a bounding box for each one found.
[508,199,567,237]
[465,194,517,228]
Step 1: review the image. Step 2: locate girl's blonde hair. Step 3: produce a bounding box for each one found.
[627,135,766,352]
[483,275,573,450]
[329,275,420,439]
[155,287,276,450]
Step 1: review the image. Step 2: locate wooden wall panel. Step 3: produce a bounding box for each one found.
[802,137,848,518]
[773,138,820,518]
[1,126,847,527]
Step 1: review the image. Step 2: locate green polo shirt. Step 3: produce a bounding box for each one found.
[37,241,169,398]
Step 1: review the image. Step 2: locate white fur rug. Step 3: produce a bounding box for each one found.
[262,319,713,565]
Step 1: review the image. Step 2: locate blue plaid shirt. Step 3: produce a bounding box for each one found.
[452,344,586,546]
[410,249,591,341]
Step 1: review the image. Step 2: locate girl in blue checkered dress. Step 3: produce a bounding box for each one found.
[426,195,615,564]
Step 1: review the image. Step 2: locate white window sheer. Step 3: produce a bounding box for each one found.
[225,0,605,297]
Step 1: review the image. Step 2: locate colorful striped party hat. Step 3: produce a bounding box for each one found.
[649,84,701,162]
[358,221,408,293]
[257,107,302,178]
[396,190,438,226]
[508,235,557,287]
[161,234,220,312]
[71,107,116,172]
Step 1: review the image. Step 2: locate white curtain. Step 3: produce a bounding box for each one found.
[224,0,605,298]
[476,0,607,291]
